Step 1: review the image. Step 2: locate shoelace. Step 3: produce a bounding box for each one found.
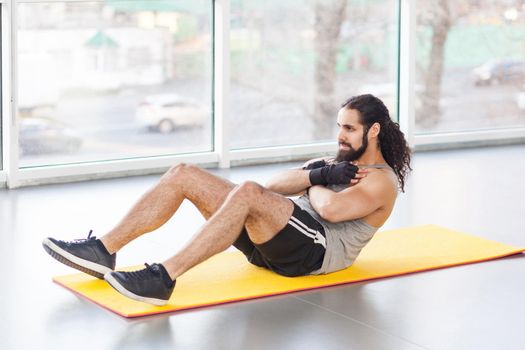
[124,263,161,280]
[64,230,96,245]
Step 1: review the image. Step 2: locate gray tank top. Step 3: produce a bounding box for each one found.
[293,163,389,274]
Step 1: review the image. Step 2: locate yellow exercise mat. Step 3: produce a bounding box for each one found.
[53,225,525,318]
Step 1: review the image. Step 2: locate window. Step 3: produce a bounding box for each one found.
[415,1,525,134]
[229,0,399,149]
[0,5,2,171]
[3,1,523,188]
[17,1,213,167]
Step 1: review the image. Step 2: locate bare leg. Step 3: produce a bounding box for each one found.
[162,181,294,280]
[100,164,235,254]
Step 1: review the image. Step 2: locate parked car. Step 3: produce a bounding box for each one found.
[135,94,208,134]
[356,82,423,112]
[516,84,525,112]
[19,117,83,155]
[473,59,525,86]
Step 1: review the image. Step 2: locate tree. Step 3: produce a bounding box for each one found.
[313,0,347,139]
[417,0,452,127]
[417,0,495,127]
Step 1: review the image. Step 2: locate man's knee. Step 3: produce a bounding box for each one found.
[164,163,197,182]
[232,181,264,201]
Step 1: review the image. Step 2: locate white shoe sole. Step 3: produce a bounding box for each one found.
[42,238,112,279]
[104,272,169,306]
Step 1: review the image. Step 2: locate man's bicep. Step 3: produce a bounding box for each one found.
[336,187,380,220]
[328,183,385,222]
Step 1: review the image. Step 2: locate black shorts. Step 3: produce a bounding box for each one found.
[232,201,326,277]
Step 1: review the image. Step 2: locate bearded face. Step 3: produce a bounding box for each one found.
[335,127,369,162]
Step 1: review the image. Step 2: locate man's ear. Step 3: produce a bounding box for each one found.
[369,122,381,138]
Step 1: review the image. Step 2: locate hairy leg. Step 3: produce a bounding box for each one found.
[100,164,235,254]
[162,181,294,280]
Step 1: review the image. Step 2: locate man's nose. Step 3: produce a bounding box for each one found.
[337,129,345,143]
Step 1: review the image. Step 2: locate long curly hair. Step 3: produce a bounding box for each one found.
[341,94,412,192]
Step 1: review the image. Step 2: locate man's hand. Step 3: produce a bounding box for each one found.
[302,160,326,170]
[309,161,359,186]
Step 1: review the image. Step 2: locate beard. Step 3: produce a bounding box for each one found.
[335,129,369,162]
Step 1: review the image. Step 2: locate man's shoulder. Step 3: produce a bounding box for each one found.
[357,168,398,197]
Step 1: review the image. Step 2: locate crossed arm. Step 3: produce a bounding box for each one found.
[307,178,389,223]
[264,168,312,196]
[265,157,357,196]
[265,158,388,223]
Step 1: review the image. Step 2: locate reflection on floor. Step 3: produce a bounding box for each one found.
[1,144,524,350]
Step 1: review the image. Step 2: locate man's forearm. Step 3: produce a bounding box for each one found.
[308,185,335,208]
[308,185,337,221]
[265,160,360,196]
[265,169,311,195]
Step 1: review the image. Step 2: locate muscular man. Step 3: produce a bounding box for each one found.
[43,94,411,306]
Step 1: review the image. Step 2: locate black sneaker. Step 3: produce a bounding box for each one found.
[104,263,175,306]
[42,230,116,279]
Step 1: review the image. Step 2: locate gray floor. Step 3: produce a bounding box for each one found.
[1,144,525,350]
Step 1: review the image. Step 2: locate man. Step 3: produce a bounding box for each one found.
[43,94,412,306]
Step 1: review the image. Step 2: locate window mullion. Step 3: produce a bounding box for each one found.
[398,0,415,148]
[4,0,20,188]
[213,0,231,168]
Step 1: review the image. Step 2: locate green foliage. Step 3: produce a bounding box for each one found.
[418,24,525,68]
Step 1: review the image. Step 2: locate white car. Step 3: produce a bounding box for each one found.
[473,59,525,86]
[517,90,525,111]
[135,94,208,133]
[357,83,422,113]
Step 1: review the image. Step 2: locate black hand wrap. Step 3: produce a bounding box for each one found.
[309,161,359,186]
[302,160,327,170]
